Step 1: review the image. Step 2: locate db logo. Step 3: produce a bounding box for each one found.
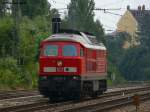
[57,61,62,67]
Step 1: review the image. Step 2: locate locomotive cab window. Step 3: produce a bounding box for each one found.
[63,45,77,56]
[80,48,84,57]
[44,45,58,56]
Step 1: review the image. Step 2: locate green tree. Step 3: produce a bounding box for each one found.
[0,0,8,17]
[139,12,150,50]
[67,0,95,30]
[50,8,60,18]
[64,0,104,43]
[18,16,51,65]
[106,32,130,83]
[106,32,129,65]
[92,20,105,43]
[0,1,56,89]
[0,0,4,17]
[12,0,50,18]
[118,12,150,81]
[119,46,150,80]
[0,17,15,57]
[119,13,150,81]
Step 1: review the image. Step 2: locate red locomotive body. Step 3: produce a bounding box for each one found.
[38,31,107,100]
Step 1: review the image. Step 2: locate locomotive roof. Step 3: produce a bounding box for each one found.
[59,29,94,36]
[44,32,106,50]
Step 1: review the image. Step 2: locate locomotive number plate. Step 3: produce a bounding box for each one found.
[57,67,64,72]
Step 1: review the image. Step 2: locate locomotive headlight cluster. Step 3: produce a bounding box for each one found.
[64,67,77,72]
[43,67,77,73]
[73,76,79,80]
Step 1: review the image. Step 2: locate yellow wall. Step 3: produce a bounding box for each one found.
[117,10,140,48]
[117,10,138,34]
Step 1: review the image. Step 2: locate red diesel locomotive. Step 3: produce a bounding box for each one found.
[38,18,107,100]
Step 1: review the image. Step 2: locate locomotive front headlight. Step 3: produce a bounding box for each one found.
[73,76,79,80]
[64,67,77,72]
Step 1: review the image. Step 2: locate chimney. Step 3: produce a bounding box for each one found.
[52,18,61,34]
[127,5,130,10]
[138,5,141,11]
[142,5,145,10]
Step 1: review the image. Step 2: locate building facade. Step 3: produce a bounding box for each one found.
[117,5,149,48]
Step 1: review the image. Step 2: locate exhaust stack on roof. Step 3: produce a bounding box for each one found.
[52,18,61,34]
[142,5,145,10]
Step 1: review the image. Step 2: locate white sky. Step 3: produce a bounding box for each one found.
[48,0,150,33]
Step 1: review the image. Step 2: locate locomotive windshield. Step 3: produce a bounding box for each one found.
[63,45,77,56]
[44,45,58,56]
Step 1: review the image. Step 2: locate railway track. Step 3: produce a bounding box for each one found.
[61,91,150,112]
[0,90,39,100]
[0,86,150,112]
[0,83,148,101]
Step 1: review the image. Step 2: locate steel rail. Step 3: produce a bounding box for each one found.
[1,86,150,112]
[61,92,150,112]
[0,90,39,100]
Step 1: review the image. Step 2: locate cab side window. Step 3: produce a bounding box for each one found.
[80,48,84,57]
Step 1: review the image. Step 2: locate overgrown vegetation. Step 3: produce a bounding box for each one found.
[118,13,150,81]
[0,0,51,89]
[106,32,130,85]
[106,13,150,81]
[1,0,141,89]
[0,15,52,89]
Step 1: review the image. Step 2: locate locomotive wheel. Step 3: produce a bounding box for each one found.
[90,91,98,98]
[65,92,82,100]
[49,96,57,102]
[73,92,82,100]
[39,89,49,97]
[49,96,64,102]
[49,92,63,102]
[63,93,72,100]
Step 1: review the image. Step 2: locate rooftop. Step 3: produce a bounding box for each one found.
[127,5,150,27]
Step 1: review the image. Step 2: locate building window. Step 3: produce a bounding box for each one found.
[80,48,84,57]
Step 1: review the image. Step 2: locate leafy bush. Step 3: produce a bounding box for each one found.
[0,17,15,57]
[0,57,38,89]
[0,0,51,90]
[0,57,22,89]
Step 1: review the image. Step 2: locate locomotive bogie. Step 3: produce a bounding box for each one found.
[38,75,107,99]
[38,75,82,99]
